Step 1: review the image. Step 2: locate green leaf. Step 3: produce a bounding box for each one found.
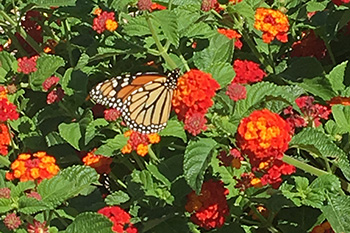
[147,164,171,187]
[122,14,153,37]
[85,119,109,145]
[204,62,235,88]
[11,181,35,198]
[332,105,350,133]
[183,138,217,193]
[306,1,328,12]
[280,57,324,81]
[0,198,12,213]
[65,212,114,233]
[18,197,49,214]
[105,191,130,206]
[30,0,76,6]
[326,61,347,93]
[58,122,81,150]
[227,1,255,25]
[95,134,127,156]
[322,195,350,233]
[153,10,179,47]
[296,77,336,100]
[0,51,15,78]
[75,53,89,71]
[45,131,66,147]
[29,55,65,91]
[159,119,187,142]
[194,34,234,70]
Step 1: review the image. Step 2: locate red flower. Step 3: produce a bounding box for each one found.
[98,206,138,233]
[217,28,243,49]
[121,130,160,156]
[226,83,247,101]
[0,123,11,155]
[185,180,229,230]
[332,0,350,5]
[92,11,118,34]
[151,3,167,11]
[254,8,289,43]
[0,99,19,122]
[260,159,296,188]
[0,187,11,198]
[235,172,262,191]
[327,96,350,106]
[172,69,220,121]
[232,59,266,84]
[184,113,208,136]
[42,76,60,91]
[47,87,64,104]
[291,31,327,60]
[104,109,121,121]
[27,220,49,233]
[3,213,21,230]
[311,221,335,233]
[138,0,153,11]
[201,0,219,11]
[82,148,113,174]
[17,56,38,74]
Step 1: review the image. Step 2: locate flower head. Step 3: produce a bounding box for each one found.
[0,187,11,198]
[98,206,138,233]
[226,83,247,101]
[92,11,118,34]
[47,87,64,104]
[332,0,350,6]
[327,96,350,106]
[6,151,60,183]
[311,221,335,233]
[201,0,219,11]
[172,69,220,121]
[104,109,121,121]
[138,0,153,11]
[184,113,208,136]
[254,8,289,43]
[151,3,167,11]
[42,76,60,91]
[83,148,113,174]
[17,56,38,74]
[0,124,11,156]
[233,59,266,84]
[121,130,160,156]
[237,109,291,160]
[217,28,243,49]
[27,220,49,233]
[4,213,21,230]
[185,180,229,230]
[0,98,19,122]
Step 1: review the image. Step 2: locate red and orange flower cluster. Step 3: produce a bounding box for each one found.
[254,8,289,43]
[311,221,335,233]
[217,28,243,49]
[83,148,113,174]
[92,9,118,34]
[98,206,138,233]
[185,180,229,230]
[0,86,19,156]
[236,109,295,188]
[172,69,220,135]
[6,152,60,183]
[121,130,160,156]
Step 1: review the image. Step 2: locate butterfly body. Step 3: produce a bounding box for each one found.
[90,70,180,134]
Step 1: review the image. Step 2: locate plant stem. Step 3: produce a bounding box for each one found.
[324,41,336,66]
[145,13,178,70]
[132,152,146,170]
[282,155,329,177]
[63,19,74,66]
[148,146,159,164]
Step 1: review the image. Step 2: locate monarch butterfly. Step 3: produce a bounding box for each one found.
[90,69,180,134]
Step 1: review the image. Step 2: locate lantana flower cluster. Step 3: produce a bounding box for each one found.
[172,69,220,135]
[92,9,118,34]
[185,180,229,230]
[121,130,160,156]
[83,148,113,174]
[6,152,60,183]
[17,56,38,74]
[254,8,289,43]
[98,206,138,233]
[42,76,65,104]
[236,109,295,188]
[217,28,243,49]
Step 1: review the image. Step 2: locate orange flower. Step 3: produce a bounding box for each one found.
[82,148,113,174]
[6,152,59,183]
[254,8,289,43]
[121,130,160,157]
[327,96,350,106]
[217,28,243,49]
[0,123,11,156]
[311,221,335,233]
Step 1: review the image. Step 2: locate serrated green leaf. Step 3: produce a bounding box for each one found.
[65,212,114,233]
[322,195,350,233]
[153,10,179,47]
[183,138,217,193]
[159,120,186,142]
[332,105,350,133]
[122,14,153,37]
[11,181,35,198]
[58,122,81,150]
[105,191,130,206]
[194,34,234,70]
[326,61,347,93]
[29,55,64,91]
[296,77,336,101]
[84,119,109,145]
[45,131,65,147]
[204,62,235,88]
[95,134,127,156]
[147,164,171,187]
[0,51,15,74]
[75,53,89,71]
[18,196,49,214]
[0,198,12,213]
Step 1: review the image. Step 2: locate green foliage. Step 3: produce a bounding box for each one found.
[65,212,114,233]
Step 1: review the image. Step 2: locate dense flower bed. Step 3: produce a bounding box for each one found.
[0,0,350,232]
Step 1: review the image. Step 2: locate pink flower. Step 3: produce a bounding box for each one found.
[226,83,247,101]
[17,56,38,74]
[42,76,60,91]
